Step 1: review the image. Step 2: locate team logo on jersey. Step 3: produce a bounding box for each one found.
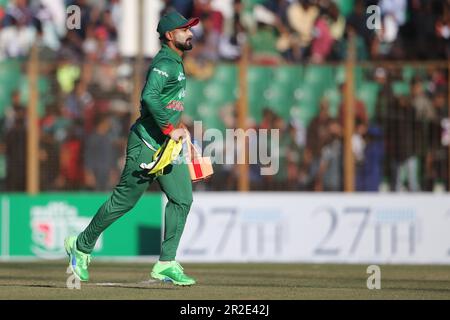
[178,72,186,81]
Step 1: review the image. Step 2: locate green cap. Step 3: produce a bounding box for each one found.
[157,11,199,39]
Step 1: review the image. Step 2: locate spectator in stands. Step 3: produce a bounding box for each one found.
[307,98,332,163]
[386,94,420,191]
[54,122,84,190]
[327,1,345,43]
[310,9,334,63]
[83,25,119,63]
[198,12,221,62]
[272,115,287,189]
[379,0,407,42]
[285,122,303,190]
[406,0,438,60]
[162,0,194,18]
[425,90,448,191]
[356,124,384,192]
[64,79,94,122]
[184,4,224,77]
[33,0,66,54]
[409,78,432,179]
[193,0,224,33]
[259,108,275,130]
[316,119,343,192]
[326,1,346,60]
[287,0,319,61]
[260,113,284,190]
[108,0,121,32]
[435,2,450,59]
[56,54,82,94]
[380,0,407,26]
[3,91,23,131]
[372,67,396,189]
[253,0,293,61]
[261,0,290,26]
[428,67,447,91]
[373,67,395,123]
[353,120,367,168]
[5,105,26,191]
[0,5,4,25]
[59,29,85,62]
[249,20,283,64]
[96,7,118,42]
[84,114,117,191]
[40,103,71,144]
[3,0,34,27]
[39,130,59,191]
[346,0,374,54]
[305,98,332,190]
[0,12,36,60]
[411,79,435,121]
[227,0,244,49]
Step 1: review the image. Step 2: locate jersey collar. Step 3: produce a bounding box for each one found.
[162,43,182,64]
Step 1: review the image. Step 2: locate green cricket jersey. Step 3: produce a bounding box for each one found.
[132,44,186,150]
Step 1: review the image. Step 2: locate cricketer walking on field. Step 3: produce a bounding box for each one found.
[64,11,200,286]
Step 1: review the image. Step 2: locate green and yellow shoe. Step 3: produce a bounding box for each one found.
[64,236,91,282]
[151,261,196,286]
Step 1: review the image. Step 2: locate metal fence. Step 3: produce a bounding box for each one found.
[0,52,448,193]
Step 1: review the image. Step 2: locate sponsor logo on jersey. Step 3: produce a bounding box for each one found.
[166,100,184,111]
[153,67,169,77]
[178,88,186,99]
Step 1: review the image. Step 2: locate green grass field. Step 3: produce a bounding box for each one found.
[0,261,449,300]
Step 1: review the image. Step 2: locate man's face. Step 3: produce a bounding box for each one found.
[169,27,194,51]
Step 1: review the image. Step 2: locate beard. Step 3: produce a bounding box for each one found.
[174,37,193,51]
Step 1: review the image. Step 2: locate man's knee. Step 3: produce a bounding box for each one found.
[169,196,193,213]
[105,199,135,215]
[107,190,141,214]
[179,197,193,211]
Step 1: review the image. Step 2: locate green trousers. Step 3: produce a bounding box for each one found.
[76,130,193,261]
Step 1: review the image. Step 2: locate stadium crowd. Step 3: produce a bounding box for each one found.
[0,0,449,192]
